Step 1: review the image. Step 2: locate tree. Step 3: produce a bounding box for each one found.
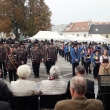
[0,0,51,40]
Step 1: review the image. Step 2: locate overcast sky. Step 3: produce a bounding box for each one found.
[45,0,110,25]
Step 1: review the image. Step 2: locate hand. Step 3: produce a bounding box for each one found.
[0,71,2,76]
[21,61,24,64]
[105,67,108,70]
[75,59,78,62]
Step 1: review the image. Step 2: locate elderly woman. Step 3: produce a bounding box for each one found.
[40,66,67,95]
[10,65,38,96]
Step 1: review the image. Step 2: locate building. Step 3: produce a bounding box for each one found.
[51,24,67,35]
[89,24,110,38]
[62,21,91,37]
[62,21,110,37]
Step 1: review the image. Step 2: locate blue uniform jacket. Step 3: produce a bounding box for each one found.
[91,54,100,67]
[84,51,92,62]
[64,45,68,53]
[70,48,80,63]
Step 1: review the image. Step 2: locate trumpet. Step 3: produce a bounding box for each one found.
[84,54,91,61]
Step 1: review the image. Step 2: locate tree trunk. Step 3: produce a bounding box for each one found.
[15,22,19,41]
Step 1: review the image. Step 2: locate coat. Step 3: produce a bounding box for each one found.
[0,101,11,110]
[0,78,12,100]
[10,80,38,96]
[70,48,80,63]
[40,79,67,95]
[54,97,104,110]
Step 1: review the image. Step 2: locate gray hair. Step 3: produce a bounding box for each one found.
[50,66,60,78]
[17,65,31,79]
[70,76,87,95]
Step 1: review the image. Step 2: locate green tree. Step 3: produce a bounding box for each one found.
[0,0,51,40]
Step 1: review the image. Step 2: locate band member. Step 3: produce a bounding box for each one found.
[6,44,19,82]
[0,40,7,79]
[92,50,100,79]
[84,47,92,74]
[31,44,42,78]
[45,43,57,74]
[71,43,80,76]
[17,45,25,65]
[80,42,87,66]
[99,49,110,75]
[64,43,68,61]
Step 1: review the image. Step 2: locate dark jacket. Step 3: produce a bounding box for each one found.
[0,79,12,101]
[0,101,11,110]
[67,78,94,98]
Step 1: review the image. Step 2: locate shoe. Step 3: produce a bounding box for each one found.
[36,76,40,78]
[4,77,6,79]
[34,76,37,78]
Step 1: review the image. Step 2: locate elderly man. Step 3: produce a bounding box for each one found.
[54,76,104,110]
[40,66,66,95]
[67,65,94,95]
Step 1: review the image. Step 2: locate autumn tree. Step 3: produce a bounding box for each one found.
[0,0,51,40]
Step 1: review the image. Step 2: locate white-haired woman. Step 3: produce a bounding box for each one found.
[10,65,38,96]
[40,66,67,95]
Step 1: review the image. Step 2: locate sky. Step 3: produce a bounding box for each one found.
[45,0,110,25]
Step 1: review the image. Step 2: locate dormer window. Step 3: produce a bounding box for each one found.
[76,27,79,30]
[66,27,70,30]
[82,26,85,29]
[95,29,98,31]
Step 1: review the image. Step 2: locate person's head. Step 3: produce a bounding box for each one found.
[50,43,53,48]
[35,44,38,49]
[95,50,99,55]
[102,49,108,56]
[17,45,21,50]
[50,66,60,78]
[10,45,15,52]
[75,65,85,76]
[70,76,87,97]
[17,65,31,79]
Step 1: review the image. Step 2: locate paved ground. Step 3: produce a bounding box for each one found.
[5,55,98,97]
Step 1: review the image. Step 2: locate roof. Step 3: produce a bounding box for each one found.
[51,24,67,34]
[92,22,110,25]
[63,21,91,32]
[89,25,110,34]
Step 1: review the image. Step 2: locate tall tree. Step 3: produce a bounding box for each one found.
[0,0,51,40]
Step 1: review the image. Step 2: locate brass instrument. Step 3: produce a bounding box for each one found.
[84,54,91,62]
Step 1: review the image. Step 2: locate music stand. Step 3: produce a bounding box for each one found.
[98,75,110,93]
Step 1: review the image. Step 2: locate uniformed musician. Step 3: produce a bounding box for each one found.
[6,44,19,82]
[31,44,42,78]
[0,39,7,79]
[45,43,57,74]
[92,49,100,79]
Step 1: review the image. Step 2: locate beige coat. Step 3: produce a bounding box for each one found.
[54,97,104,110]
[10,80,38,96]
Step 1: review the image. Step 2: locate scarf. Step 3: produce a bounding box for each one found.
[48,76,59,80]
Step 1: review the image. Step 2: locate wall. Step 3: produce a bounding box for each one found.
[63,31,89,37]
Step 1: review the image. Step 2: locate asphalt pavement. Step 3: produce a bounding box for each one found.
[5,54,98,97]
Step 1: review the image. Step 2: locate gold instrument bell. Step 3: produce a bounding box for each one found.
[94,56,98,60]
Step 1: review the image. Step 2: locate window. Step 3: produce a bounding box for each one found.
[66,27,70,30]
[77,34,79,37]
[82,26,85,29]
[84,34,86,37]
[76,27,79,30]
[95,29,98,31]
[106,35,108,38]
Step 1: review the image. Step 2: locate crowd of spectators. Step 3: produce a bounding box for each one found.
[0,64,104,110]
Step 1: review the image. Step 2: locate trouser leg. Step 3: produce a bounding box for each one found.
[72,63,79,76]
[3,62,7,77]
[35,62,40,77]
[13,69,17,81]
[8,70,13,82]
[0,62,3,78]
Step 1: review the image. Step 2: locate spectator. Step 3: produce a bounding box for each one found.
[40,66,66,95]
[67,65,94,98]
[10,65,38,96]
[54,76,104,110]
[0,78,12,101]
[0,101,11,110]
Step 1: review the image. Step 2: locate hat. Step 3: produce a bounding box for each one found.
[10,44,15,48]
[95,49,100,53]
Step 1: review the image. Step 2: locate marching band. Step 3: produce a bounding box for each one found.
[0,38,110,82]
